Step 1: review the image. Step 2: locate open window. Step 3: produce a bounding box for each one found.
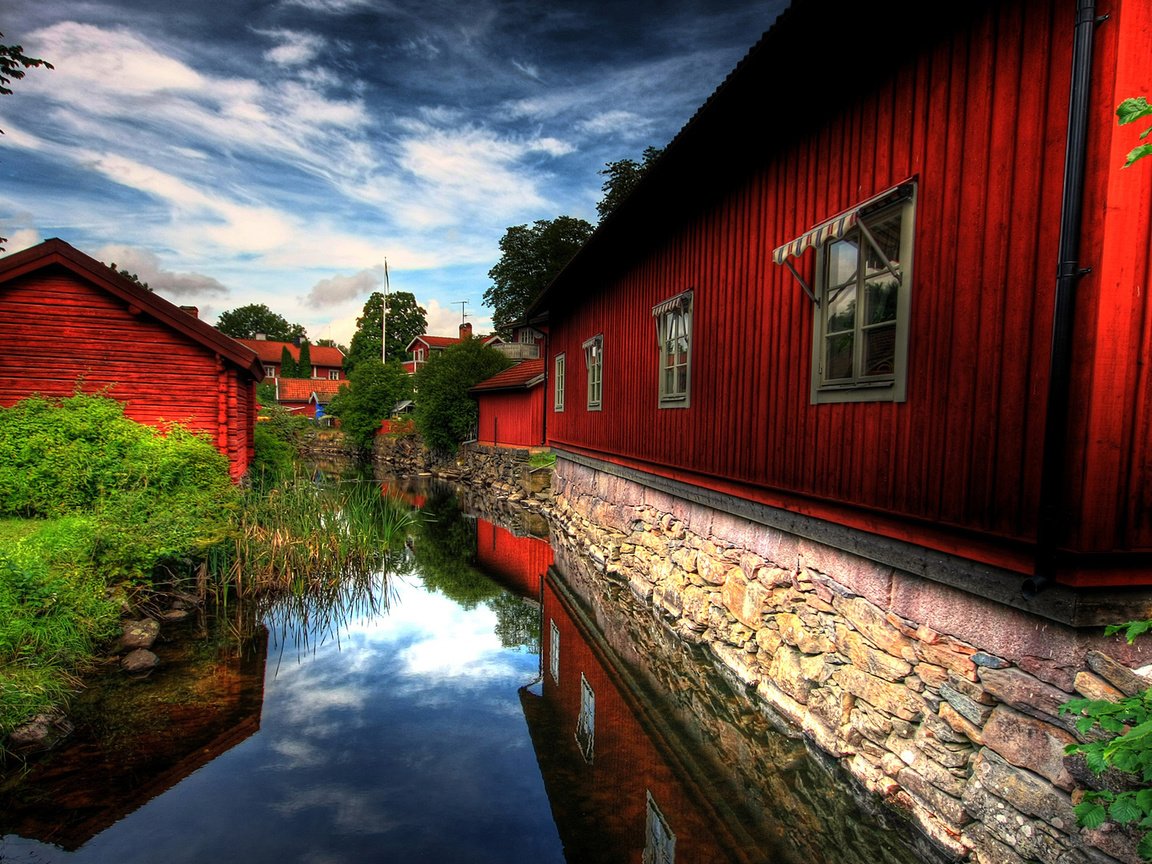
[774,182,915,404]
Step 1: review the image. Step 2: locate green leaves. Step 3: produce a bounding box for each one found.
[1117,97,1152,167]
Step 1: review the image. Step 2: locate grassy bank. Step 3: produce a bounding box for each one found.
[0,394,415,748]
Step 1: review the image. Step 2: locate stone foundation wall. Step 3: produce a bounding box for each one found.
[373,434,553,508]
[550,456,1152,864]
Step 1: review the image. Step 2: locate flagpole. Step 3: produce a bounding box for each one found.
[382,259,389,363]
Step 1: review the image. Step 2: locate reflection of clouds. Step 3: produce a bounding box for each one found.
[269,784,401,835]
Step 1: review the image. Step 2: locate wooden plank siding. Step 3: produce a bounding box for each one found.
[475,387,545,448]
[541,0,1152,581]
[0,246,262,481]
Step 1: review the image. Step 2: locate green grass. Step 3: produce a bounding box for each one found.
[527,449,556,469]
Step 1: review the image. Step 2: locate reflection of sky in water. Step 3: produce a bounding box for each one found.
[6,576,563,864]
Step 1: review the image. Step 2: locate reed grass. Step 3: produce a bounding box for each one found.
[214,477,418,599]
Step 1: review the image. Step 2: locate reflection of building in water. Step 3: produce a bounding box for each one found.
[474,516,553,599]
[521,570,778,864]
[0,617,268,851]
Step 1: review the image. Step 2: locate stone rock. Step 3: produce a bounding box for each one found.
[937,702,986,745]
[973,749,1078,829]
[836,665,926,722]
[696,552,728,585]
[897,766,971,826]
[161,608,190,622]
[1081,823,1145,864]
[914,661,950,688]
[939,682,995,726]
[962,824,1030,864]
[917,640,978,681]
[978,665,1080,735]
[834,624,912,681]
[1086,650,1151,698]
[971,651,1011,669]
[768,644,814,704]
[7,713,73,753]
[119,618,160,650]
[834,596,916,661]
[1073,670,1125,702]
[775,612,832,654]
[721,569,770,629]
[122,648,159,673]
[981,705,1077,790]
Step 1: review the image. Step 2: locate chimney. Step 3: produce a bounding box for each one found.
[255,333,267,340]
[460,321,473,340]
[179,306,199,319]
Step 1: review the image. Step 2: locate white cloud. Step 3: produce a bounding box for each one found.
[258,29,326,67]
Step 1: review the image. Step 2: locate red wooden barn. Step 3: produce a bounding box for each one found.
[532,0,1152,593]
[236,337,345,382]
[0,238,263,480]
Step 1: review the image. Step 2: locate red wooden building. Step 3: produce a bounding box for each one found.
[0,239,263,480]
[474,516,553,597]
[470,358,546,448]
[236,337,345,383]
[533,0,1152,594]
[268,377,346,420]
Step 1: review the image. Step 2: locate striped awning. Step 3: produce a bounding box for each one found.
[771,181,915,266]
[772,210,859,265]
[651,289,693,317]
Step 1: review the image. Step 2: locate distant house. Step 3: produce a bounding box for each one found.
[0,238,263,480]
[236,337,344,382]
[403,322,503,374]
[271,378,346,421]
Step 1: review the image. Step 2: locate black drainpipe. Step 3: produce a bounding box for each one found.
[1027,0,1103,597]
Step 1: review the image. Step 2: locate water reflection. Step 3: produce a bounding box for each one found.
[1,480,942,864]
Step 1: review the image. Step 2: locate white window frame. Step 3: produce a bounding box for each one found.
[652,290,693,408]
[264,364,276,378]
[549,618,560,683]
[811,185,915,404]
[554,353,566,412]
[583,335,603,411]
[644,791,676,864]
[328,369,340,381]
[576,672,595,763]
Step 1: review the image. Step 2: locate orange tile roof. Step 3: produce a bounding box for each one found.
[276,378,347,402]
[469,358,546,392]
[237,339,344,367]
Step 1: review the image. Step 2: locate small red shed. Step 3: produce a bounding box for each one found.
[0,238,264,480]
[470,358,546,448]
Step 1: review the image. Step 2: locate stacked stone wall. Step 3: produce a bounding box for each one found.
[550,457,1152,864]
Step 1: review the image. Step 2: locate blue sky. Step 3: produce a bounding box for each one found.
[2,0,784,345]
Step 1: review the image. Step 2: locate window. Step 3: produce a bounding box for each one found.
[576,673,595,763]
[811,184,914,403]
[644,792,676,864]
[652,290,692,407]
[583,335,603,411]
[518,328,535,344]
[549,619,560,683]
[554,354,566,412]
[264,364,276,378]
[328,369,341,381]
[415,347,425,362]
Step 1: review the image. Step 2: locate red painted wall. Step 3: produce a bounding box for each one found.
[474,518,552,597]
[543,0,1152,581]
[0,267,258,480]
[475,387,545,448]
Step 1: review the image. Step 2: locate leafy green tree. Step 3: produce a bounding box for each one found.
[215,303,307,341]
[106,262,150,291]
[597,146,663,221]
[279,345,298,379]
[325,358,412,450]
[1,32,52,134]
[484,216,593,336]
[345,291,428,374]
[413,338,511,453]
[1118,97,1152,167]
[315,337,348,352]
[295,340,313,379]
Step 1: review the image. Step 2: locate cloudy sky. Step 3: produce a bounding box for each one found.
[1,0,784,346]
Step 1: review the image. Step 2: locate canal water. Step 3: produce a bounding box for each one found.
[0,482,941,864]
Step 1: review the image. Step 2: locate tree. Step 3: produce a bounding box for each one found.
[484,216,593,336]
[345,291,428,374]
[597,146,663,221]
[215,303,307,341]
[279,345,298,379]
[106,262,150,291]
[315,338,348,353]
[413,339,511,453]
[295,340,312,379]
[1,33,52,132]
[325,358,413,450]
